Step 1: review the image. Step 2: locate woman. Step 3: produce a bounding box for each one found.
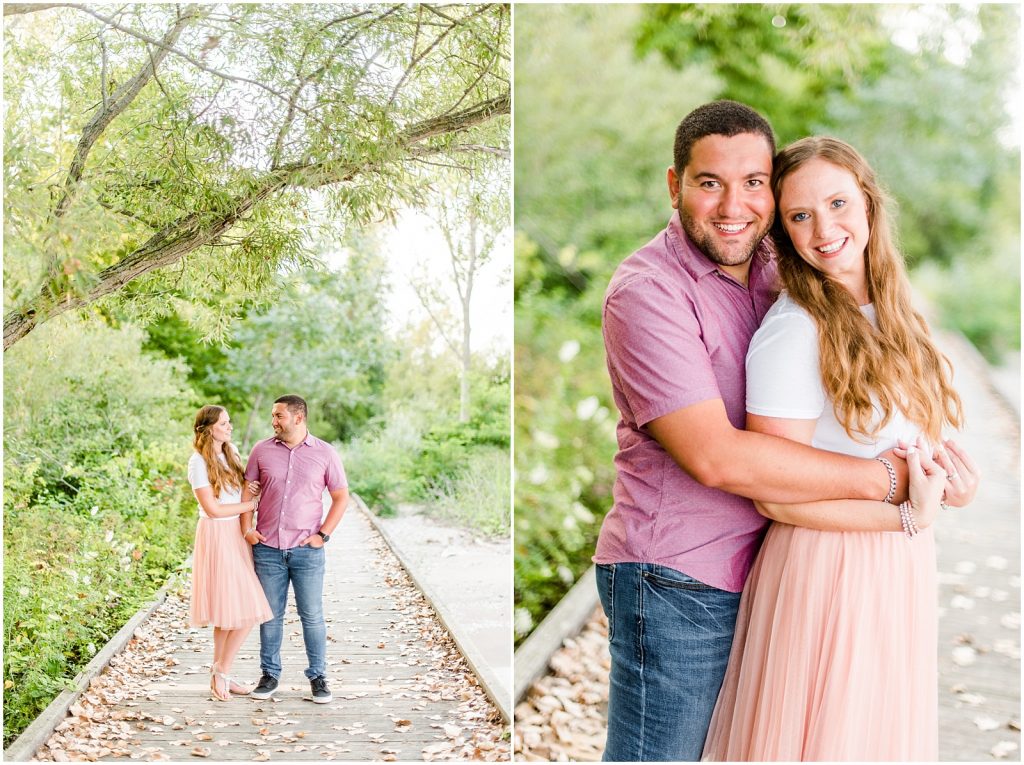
[188,405,273,701]
[702,138,977,760]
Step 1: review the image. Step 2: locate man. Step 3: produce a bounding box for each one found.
[240,395,349,704]
[595,100,957,761]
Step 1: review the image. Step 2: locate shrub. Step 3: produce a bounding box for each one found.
[342,409,422,516]
[513,236,618,644]
[3,317,197,745]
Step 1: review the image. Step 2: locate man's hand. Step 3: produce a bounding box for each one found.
[300,533,325,548]
[895,438,979,508]
[244,528,266,545]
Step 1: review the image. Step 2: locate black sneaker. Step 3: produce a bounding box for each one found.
[250,674,279,700]
[310,675,332,704]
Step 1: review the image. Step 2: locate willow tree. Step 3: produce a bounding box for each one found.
[3,3,510,349]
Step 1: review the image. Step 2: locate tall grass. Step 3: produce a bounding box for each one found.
[423,447,511,538]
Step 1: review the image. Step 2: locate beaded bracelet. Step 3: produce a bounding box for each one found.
[875,457,897,504]
[898,500,920,539]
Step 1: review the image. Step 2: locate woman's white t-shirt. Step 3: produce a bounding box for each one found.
[745,292,920,456]
[187,449,242,519]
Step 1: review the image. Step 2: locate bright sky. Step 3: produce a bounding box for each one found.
[380,208,512,356]
[319,204,512,360]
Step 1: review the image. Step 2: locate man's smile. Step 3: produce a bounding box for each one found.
[713,222,752,235]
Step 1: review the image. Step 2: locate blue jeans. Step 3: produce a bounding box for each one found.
[597,562,741,762]
[253,543,327,680]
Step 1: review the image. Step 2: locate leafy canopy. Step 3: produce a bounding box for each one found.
[3,3,510,348]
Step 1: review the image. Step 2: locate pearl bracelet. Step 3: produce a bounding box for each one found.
[898,500,920,539]
[876,457,897,504]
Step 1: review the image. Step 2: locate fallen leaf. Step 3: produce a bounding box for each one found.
[975,716,1001,732]
[190,747,211,758]
[992,741,1019,759]
[951,646,977,666]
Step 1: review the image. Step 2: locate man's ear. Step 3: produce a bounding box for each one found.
[667,166,681,209]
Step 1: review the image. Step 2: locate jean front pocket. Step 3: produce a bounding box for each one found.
[641,567,716,591]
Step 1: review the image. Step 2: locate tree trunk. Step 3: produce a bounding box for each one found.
[241,390,265,454]
[459,209,477,423]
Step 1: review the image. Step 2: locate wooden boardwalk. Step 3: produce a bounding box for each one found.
[34,506,509,762]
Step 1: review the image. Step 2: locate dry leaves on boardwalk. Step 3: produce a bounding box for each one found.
[367,533,510,762]
[514,609,609,762]
[33,528,509,762]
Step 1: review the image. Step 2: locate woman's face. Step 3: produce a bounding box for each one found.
[210,410,233,444]
[777,158,871,298]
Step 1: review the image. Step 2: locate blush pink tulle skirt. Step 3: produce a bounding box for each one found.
[189,516,273,630]
[703,522,938,762]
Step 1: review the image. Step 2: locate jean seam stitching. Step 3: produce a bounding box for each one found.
[606,564,616,644]
[636,565,646,761]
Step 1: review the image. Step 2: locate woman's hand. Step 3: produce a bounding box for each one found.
[934,439,979,507]
[906,437,947,529]
[247,481,261,497]
[895,438,979,508]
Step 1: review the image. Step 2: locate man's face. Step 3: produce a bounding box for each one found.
[271,403,302,439]
[669,132,775,270]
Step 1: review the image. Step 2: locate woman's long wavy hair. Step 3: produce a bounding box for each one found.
[771,137,962,443]
[193,405,245,497]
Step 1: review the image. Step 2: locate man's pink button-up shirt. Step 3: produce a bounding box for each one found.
[245,433,348,550]
[594,212,779,592]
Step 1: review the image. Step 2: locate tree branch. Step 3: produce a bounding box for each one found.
[452,143,510,157]
[4,91,510,350]
[409,279,461,357]
[52,6,200,219]
[56,4,310,114]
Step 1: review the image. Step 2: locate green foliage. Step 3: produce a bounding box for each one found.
[917,247,1022,363]
[220,251,395,446]
[409,374,510,497]
[4,504,194,746]
[514,4,719,283]
[3,4,509,345]
[514,234,617,644]
[342,410,422,517]
[4,317,195,505]
[3,317,196,745]
[425,447,510,539]
[635,4,889,144]
[346,353,510,536]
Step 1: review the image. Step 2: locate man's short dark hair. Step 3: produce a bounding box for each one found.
[673,100,776,177]
[275,394,308,418]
